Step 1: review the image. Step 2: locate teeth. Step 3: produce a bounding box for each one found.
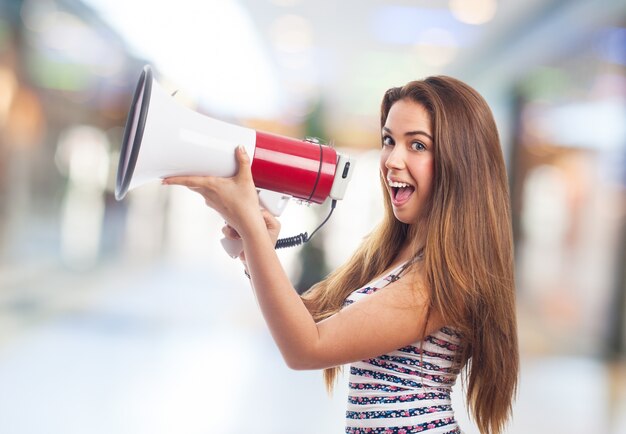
[388,180,411,188]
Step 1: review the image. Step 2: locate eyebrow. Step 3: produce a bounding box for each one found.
[382,126,433,141]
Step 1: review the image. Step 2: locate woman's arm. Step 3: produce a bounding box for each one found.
[164,146,443,370]
[222,209,319,315]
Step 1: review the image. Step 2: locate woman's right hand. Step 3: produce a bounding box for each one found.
[222,208,281,263]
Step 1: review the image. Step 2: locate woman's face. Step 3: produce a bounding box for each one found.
[380,98,434,224]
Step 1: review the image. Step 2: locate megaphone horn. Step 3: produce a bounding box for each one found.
[115,65,354,205]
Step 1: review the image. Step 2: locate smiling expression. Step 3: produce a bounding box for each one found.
[380,99,434,224]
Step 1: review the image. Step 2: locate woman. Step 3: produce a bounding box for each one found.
[163,76,519,434]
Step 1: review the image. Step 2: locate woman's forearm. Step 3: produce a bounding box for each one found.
[241,218,320,369]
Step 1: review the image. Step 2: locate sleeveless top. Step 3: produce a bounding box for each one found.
[343,262,463,434]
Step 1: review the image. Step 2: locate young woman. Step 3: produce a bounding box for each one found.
[163,76,519,434]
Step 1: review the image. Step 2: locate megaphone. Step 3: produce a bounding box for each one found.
[115,65,355,255]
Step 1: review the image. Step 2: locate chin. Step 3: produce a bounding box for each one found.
[392,210,416,225]
[392,202,428,225]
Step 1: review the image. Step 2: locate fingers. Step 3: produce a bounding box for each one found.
[222,224,241,240]
[260,208,281,230]
[161,176,215,189]
[234,145,253,182]
[259,208,271,220]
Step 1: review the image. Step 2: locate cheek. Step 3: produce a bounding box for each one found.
[408,157,434,183]
[422,162,435,194]
[407,162,433,203]
[422,160,434,184]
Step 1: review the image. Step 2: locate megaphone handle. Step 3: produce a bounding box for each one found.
[220,190,291,258]
[257,189,291,216]
[221,237,244,258]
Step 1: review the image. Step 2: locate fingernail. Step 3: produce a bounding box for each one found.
[238,145,247,155]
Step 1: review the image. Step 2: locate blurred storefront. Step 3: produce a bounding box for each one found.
[511,42,626,360]
[493,8,626,432]
[0,0,146,270]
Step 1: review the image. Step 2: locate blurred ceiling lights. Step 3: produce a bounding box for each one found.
[373,5,479,47]
[82,0,281,118]
[269,0,303,8]
[57,0,511,121]
[449,0,498,25]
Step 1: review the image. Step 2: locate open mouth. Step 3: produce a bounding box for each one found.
[392,186,415,203]
[388,180,415,205]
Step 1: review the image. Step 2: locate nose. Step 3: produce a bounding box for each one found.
[384,145,405,171]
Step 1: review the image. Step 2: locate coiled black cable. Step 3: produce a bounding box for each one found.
[274,233,309,249]
[274,199,337,250]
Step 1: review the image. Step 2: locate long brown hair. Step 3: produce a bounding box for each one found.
[301,76,518,434]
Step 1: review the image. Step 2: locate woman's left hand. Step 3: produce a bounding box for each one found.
[222,208,281,262]
[162,146,262,236]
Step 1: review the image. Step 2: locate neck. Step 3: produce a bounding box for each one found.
[396,244,424,263]
[409,219,428,248]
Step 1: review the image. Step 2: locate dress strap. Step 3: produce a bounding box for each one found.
[385,261,412,283]
[379,250,424,286]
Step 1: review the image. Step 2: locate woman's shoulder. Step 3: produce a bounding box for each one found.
[342,260,428,311]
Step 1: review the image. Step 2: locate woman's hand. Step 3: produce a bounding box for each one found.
[162,146,262,237]
[222,209,281,262]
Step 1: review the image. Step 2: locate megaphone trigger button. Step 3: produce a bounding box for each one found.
[342,162,351,179]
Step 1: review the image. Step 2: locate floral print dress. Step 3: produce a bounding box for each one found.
[343,262,463,434]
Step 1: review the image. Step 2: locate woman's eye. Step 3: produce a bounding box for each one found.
[410,141,426,151]
[382,136,394,147]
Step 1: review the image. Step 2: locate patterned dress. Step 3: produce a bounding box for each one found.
[343,262,463,434]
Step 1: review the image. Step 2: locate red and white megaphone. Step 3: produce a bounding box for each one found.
[115,65,355,255]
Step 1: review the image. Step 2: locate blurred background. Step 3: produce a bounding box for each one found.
[0,0,625,432]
